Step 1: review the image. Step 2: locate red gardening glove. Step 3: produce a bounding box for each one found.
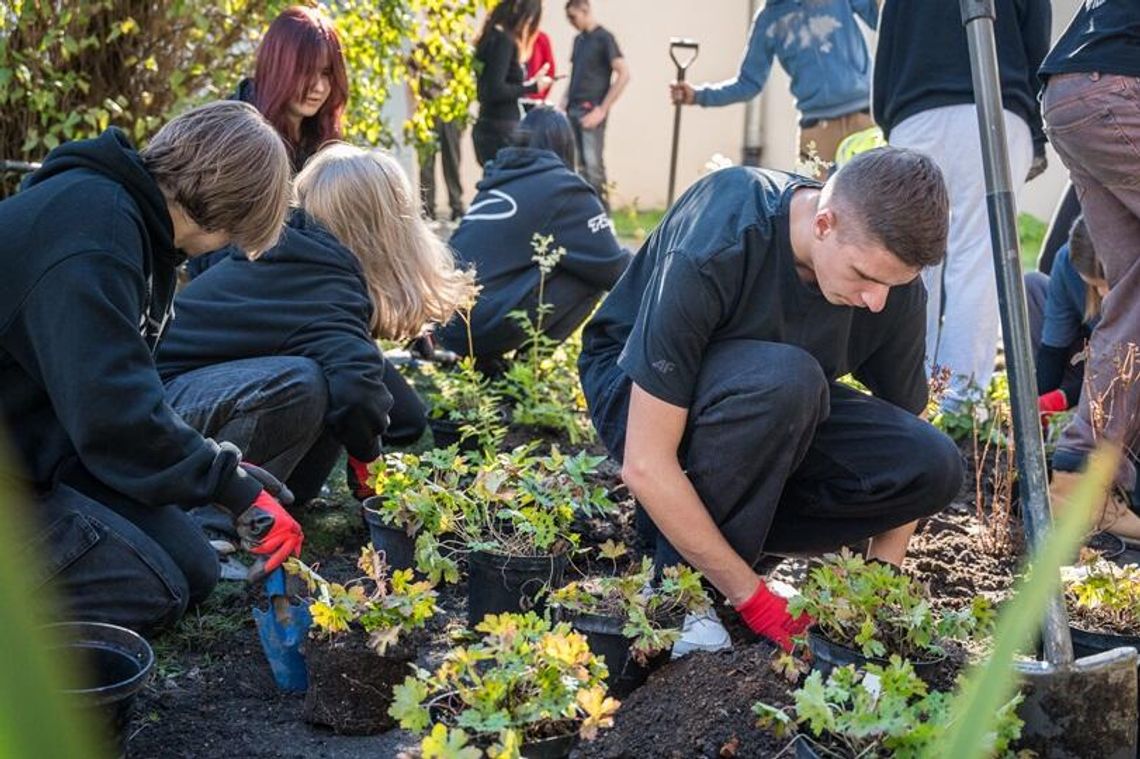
[1038,389,1067,415]
[346,456,376,501]
[1038,389,1067,434]
[236,490,304,574]
[735,581,813,653]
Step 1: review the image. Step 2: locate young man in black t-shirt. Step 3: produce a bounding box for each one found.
[579,148,960,653]
[562,0,629,211]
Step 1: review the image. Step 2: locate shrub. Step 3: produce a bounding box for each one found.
[1064,558,1140,636]
[790,549,995,660]
[390,612,620,756]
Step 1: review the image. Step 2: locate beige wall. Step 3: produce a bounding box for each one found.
[432,0,1081,222]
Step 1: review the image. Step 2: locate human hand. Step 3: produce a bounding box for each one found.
[346,455,376,501]
[670,81,695,106]
[735,579,812,652]
[237,490,304,579]
[580,106,607,130]
[239,461,294,507]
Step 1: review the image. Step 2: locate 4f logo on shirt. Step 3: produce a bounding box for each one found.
[652,359,675,374]
[587,212,614,234]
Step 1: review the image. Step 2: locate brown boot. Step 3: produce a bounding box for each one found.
[1051,470,1140,546]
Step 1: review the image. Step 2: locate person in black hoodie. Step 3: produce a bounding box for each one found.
[873,0,1051,414]
[473,0,553,165]
[437,106,632,366]
[158,144,476,511]
[0,101,298,635]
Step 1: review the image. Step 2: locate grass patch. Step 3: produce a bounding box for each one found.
[1018,211,1046,271]
[612,206,665,245]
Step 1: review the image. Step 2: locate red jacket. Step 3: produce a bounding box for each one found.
[525,32,556,101]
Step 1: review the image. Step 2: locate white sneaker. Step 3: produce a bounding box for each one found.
[671,608,733,659]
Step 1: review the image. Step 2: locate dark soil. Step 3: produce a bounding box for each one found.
[302,630,417,735]
[577,640,794,759]
[904,508,1022,608]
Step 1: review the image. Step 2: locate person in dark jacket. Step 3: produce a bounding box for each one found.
[436,107,632,366]
[874,0,1050,414]
[0,102,298,635]
[185,5,349,278]
[1025,216,1104,419]
[158,144,476,510]
[473,0,553,165]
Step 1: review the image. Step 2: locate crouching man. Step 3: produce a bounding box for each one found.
[578,148,963,652]
[0,102,301,635]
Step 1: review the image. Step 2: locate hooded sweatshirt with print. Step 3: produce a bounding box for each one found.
[157,211,392,462]
[436,147,632,355]
[0,129,261,511]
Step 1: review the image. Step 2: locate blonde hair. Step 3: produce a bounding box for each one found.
[141,101,291,255]
[294,143,477,339]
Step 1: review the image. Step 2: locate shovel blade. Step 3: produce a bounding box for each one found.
[1015,647,1138,758]
[253,570,312,693]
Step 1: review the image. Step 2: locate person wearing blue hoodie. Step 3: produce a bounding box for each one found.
[0,102,300,635]
[670,0,879,173]
[436,107,631,365]
[158,144,476,513]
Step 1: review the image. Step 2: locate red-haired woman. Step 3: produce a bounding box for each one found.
[241,5,349,172]
[188,6,348,277]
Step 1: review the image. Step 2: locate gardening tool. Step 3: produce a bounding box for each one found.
[666,37,700,208]
[961,1,1138,754]
[253,566,312,693]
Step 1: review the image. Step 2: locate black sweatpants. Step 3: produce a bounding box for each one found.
[583,340,964,565]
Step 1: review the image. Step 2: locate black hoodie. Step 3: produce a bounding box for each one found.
[436,147,632,353]
[157,211,392,462]
[0,129,261,511]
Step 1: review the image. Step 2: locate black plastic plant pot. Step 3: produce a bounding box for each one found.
[567,611,672,696]
[361,497,416,572]
[467,550,568,627]
[48,621,155,757]
[807,629,944,681]
[521,731,579,759]
[428,417,480,451]
[792,734,829,759]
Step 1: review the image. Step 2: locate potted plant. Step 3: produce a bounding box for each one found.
[286,547,438,735]
[1064,558,1140,656]
[789,549,995,678]
[753,657,1025,758]
[548,554,711,694]
[389,612,620,758]
[451,446,615,627]
[362,448,470,580]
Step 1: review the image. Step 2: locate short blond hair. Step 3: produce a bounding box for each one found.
[140,101,291,255]
[294,143,477,339]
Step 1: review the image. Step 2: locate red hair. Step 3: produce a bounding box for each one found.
[253,6,348,164]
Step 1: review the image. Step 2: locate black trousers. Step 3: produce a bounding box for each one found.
[420,119,464,219]
[473,117,518,166]
[583,340,964,565]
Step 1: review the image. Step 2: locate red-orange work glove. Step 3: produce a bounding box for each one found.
[345,456,376,501]
[735,581,813,653]
[236,490,304,574]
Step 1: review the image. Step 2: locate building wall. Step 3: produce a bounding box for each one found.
[432,0,1080,222]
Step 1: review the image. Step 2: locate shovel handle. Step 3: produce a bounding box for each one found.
[669,38,700,76]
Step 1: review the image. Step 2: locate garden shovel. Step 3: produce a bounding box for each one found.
[252,566,312,693]
[960,1,1138,754]
[666,38,699,208]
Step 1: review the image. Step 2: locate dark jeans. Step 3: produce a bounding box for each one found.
[569,107,609,211]
[473,118,517,166]
[1024,270,1086,398]
[283,362,429,504]
[436,273,602,366]
[584,341,963,566]
[30,483,218,636]
[420,119,464,220]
